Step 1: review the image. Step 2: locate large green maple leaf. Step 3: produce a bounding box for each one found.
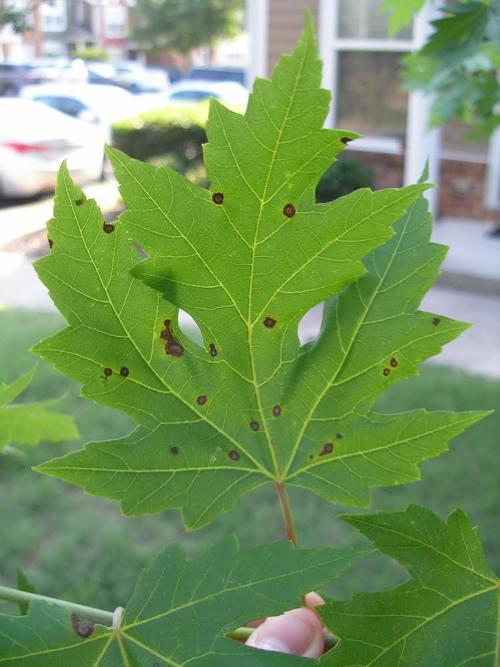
[322,505,500,666]
[0,538,365,666]
[34,19,485,529]
[0,368,78,451]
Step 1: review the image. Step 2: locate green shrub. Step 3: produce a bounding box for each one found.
[71,47,109,62]
[112,104,208,164]
[316,157,374,202]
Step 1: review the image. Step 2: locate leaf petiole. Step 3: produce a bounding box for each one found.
[0,585,114,626]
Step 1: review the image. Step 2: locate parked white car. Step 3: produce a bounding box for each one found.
[165,80,249,110]
[0,98,106,198]
[21,84,149,141]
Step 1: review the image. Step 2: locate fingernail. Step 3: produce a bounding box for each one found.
[246,608,324,658]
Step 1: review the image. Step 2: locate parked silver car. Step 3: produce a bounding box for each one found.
[21,83,151,141]
[0,98,106,198]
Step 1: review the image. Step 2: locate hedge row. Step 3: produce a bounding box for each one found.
[111,103,373,199]
[112,104,208,165]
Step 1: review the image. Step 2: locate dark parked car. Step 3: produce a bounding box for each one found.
[0,63,48,96]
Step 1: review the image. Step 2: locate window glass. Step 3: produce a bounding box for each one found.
[40,0,66,32]
[442,123,489,160]
[170,91,219,102]
[337,51,408,138]
[338,0,412,40]
[36,96,85,118]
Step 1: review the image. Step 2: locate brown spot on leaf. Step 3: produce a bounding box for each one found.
[250,420,260,431]
[212,192,224,205]
[48,238,53,248]
[390,357,398,367]
[272,405,281,417]
[309,454,314,460]
[171,446,179,455]
[320,442,334,456]
[336,433,343,440]
[209,343,218,357]
[283,203,296,218]
[75,198,84,206]
[229,450,240,461]
[103,223,115,234]
[432,317,441,326]
[263,317,276,329]
[161,320,184,357]
[340,137,352,145]
[71,614,94,638]
[197,395,207,406]
[103,367,113,377]
[383,367,390,376]
[120,366,129,377]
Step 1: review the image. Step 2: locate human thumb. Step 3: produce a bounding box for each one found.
[245,607,324,658]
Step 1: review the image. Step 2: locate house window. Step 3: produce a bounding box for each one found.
[337,51,408,139]
[40,0,67,33]
[105,6,127,38]
[338,0,412,40]
[320,0,416,152]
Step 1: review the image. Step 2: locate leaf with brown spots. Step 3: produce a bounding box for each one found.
[32,19,486,530]
[0,537,366,666]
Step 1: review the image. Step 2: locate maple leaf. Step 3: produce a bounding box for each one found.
[33,18,486,529]
[321,505,500,666]
[0,368,79,452]
[0,538,366,666]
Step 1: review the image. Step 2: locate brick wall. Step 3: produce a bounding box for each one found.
[346,150,497,222]
[267,0,319,73]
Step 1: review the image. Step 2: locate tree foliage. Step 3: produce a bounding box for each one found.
[131,0,244,55]
[384,0,500,135]
[0,368,79,452]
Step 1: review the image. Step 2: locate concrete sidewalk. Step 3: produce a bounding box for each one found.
[433,218,500,296]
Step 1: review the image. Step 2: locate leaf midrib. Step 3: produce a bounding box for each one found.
[58,171,272,481]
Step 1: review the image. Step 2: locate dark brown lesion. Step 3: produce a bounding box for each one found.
[103,223,115,234]
[161,320,184,357]
[272,405,282,417]
[320,442,334,456]
[229,450,240,461]
[283,203,296,218]
[249,420,260,431]
[212,192,224,205]
[432,317,441,326]
[197,395,207,405]
[75,198,85,206]
[120,366,129,377]
[340,137,352,145]
[48,238,53,249]
[209,343,218,357]
[383,367,390,376]
[263,317,277,329]
[171,446,179,455]
[71,614,94,638]
[390,357,398,367]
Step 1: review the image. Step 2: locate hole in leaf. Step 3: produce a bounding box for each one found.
[298,303,324,346]
[178,310,204,347]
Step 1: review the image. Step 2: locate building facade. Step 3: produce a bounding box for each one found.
[0,0,132,60]
[247,0,500,222]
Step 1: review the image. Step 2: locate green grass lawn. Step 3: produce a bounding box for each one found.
[0,308,498,613]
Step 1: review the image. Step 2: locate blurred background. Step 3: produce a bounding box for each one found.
[0,0,499,613]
